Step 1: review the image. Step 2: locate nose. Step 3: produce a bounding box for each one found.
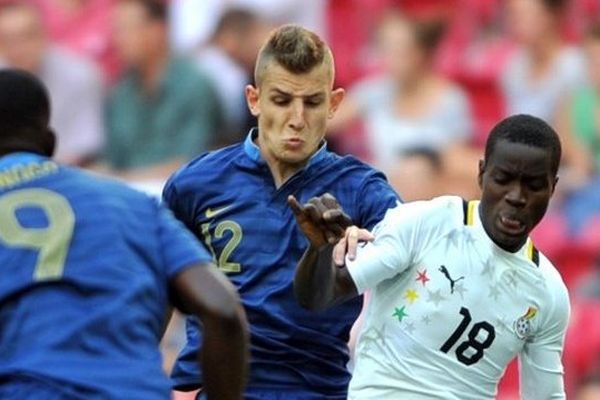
[288,100,306,131]
[505,183,527,207]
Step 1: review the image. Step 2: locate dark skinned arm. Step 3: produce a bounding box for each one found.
[288,194,373,311]
[170,263,249,400]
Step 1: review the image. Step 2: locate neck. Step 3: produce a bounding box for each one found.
[398,70,433,96]
[528,34,561,66]
[138,48,169,92]
[256,135,311,189]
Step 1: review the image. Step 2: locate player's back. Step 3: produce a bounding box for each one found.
[0,153,178,399]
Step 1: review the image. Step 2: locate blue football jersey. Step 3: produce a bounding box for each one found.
[164,130,401,398]
[0,153,213,399]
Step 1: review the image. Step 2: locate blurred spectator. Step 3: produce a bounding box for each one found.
[0,0,104,166]
[195,7,270,145]
[35,0,120,81]
[576,374,600,400]
[169,0,326,54]
[104,0,222,182]
[501,0,586,123]
[330,11,473,170]
[557,20,600,184]
[386,148,445,201]
[551,21,600,235]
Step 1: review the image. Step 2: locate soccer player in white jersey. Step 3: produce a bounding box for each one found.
[288,114,570,399]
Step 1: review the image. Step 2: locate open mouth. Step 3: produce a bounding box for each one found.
[498,214,527,236]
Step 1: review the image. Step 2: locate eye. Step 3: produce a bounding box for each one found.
[271,96,290,106]
[527,179,548,191]
[492,173,510,185]
[305,98,323,108]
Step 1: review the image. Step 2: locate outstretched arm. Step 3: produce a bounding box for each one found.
[170,264,249,400]
[288,195,373,311]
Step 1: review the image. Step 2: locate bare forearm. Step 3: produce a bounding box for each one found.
[294,244,338,311]
[201,306,249,400]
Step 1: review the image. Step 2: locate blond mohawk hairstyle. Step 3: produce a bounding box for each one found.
[254,24,333,86]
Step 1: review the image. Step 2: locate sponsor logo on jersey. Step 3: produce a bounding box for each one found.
[205,205,233,219]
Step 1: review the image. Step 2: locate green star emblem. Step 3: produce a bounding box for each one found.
[392,306,408,322]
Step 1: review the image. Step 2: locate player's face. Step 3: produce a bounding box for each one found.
[478,140,557,252]
[246,61,344,166]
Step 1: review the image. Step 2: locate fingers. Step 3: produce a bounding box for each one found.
[346,227,375,260]
[287,195,304,216]
[333,236,347,266]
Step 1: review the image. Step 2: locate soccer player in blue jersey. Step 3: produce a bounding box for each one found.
[163,24,401,399]
[0,69,249,400]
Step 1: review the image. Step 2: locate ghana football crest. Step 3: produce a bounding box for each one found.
[514,307,538,340]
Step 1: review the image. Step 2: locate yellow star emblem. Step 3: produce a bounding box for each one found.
[404,289,419,304]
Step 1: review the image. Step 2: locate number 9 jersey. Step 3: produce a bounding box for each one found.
[0,152,213,399]
[345,196,570,400]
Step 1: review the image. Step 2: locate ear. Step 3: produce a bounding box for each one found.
[245,84,260,117]
[477,159,485,189]
[550,175,559,195]
[328,88,345,119]
[42,128,56,157]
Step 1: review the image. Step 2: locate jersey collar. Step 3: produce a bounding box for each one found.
[0,152,48,170]
[242,128,328,168]
[467,200,538,264]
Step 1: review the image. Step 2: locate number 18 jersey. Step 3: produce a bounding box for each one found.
[346,196,570,400]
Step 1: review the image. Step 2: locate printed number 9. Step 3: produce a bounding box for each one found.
[0,189,75,280]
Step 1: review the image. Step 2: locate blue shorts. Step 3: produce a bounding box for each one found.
[195,388,345,400]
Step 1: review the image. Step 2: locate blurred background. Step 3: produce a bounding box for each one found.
[0,0,599,398]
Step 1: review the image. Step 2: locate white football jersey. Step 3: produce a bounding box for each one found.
[346,196,570,400]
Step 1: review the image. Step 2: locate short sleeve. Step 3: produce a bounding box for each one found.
[346,201,424,294]
[356,170,401,231]
[157,204,213,279]
[519,276,571,400]
[162,173,197,233]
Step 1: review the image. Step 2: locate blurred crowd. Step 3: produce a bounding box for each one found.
[1,0,599,398]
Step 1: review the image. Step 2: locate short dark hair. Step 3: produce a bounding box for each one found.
[541,0,569,14]
[484,114,562,175]
[586,19,600,40]
[0,68,54,156]
[254,24,331,85]
[213,7,258,39]
[119,0,166,22]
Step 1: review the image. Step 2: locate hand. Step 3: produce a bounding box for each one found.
[288,193,352,247]
[333,226,374,266]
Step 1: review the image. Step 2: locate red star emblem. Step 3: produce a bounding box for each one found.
[416,269,430,286]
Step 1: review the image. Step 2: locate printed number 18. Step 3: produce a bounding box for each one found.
[440,307,496,366]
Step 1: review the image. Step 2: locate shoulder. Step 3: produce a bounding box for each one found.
[349,75,394,110]
[164,143,243,194]
[59,166,157,209]
[169,57,216,93]
[44,46,103,87]
[537,252,570,306]
[378,195,465,231]
[320,153,394,192]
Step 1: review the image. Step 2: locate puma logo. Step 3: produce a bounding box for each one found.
[205,205,232,219]
[439,265,464,294]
